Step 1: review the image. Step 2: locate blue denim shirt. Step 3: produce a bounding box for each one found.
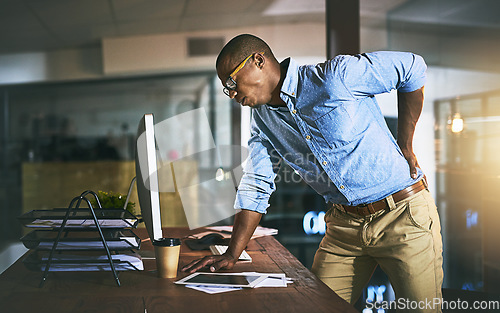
[235,51,427,214]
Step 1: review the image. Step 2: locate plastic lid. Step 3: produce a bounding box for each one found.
[152,237,181,247]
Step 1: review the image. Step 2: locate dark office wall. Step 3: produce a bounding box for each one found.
[388,0,500,73]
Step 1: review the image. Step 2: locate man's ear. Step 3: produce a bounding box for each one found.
[254,53,265,69]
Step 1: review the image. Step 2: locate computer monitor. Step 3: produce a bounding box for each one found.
[135,114,163,241]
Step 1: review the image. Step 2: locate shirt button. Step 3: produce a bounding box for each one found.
[306,135,311,140]
[292,109,297,114]
[340,185,345,189]
[322,161,327,165]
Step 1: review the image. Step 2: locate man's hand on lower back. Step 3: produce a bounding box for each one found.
[400,148,420,179]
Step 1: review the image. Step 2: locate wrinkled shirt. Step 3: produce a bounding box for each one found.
[235,51,427,214]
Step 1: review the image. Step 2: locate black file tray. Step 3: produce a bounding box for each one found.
[18,208,139,229]
[20,229,141,251]
[17,185,142,288]
[23,251,143,272]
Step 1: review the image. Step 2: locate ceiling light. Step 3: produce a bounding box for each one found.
[215,167,225,182]
[263,0,325,16]
[450,113,464,133]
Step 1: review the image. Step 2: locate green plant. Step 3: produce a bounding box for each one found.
[90,190,136,215]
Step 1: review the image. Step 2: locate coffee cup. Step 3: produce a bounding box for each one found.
[153,238,181,278]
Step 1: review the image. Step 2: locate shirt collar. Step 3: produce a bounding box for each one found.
[280,57,299,99]
[266,57,298,112]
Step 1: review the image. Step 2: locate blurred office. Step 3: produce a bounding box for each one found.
[1,0,500,309]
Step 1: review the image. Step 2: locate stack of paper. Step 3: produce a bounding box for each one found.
[36,253,144,271]
[27,219,136,228]
[249,272,294,288]
[182,272,293,294]
[209,245,252,262]
[37,237,139,250]
[251,227,279,238]
[203,226,278,239]
[186,285,243,294]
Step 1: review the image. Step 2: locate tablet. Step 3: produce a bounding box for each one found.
[175,272,267,288]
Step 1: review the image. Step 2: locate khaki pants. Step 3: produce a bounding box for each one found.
[311,189,443,313]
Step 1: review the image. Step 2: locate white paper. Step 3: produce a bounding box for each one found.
[209,245,252,262]
[243,272,293,288]
[27,219,136,228]
[202,226,278,239]
[181,272,292,294]
[37,237,138,250]
[38,253,144,271]
[185,285,243,294]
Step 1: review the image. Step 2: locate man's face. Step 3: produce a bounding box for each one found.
[217,53,272,108]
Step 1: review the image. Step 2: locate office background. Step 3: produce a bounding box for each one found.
[1,0,500,308]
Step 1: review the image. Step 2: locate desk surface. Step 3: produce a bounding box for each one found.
[0,227,357,313]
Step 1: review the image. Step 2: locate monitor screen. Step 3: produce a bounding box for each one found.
[135,114,163,241]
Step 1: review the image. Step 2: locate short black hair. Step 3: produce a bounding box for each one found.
[216,34,276,70]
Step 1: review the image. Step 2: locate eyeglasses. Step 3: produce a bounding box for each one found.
[223,52,264,97]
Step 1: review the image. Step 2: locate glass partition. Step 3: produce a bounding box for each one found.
[0,72,238,241]
[435,90,500,293]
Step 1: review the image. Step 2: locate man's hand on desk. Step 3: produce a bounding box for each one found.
[181,253,237,274]
[182,210,262,274]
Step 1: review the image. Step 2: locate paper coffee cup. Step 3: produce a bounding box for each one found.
[153,238,181,278]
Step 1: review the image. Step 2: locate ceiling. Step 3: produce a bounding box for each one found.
[1,0,499,72]
[0,0,406,54]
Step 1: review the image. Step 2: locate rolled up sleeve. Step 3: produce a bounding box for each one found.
[234,129,281,214]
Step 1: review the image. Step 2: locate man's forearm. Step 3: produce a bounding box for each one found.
[396,86,424,151]
[225,209,262,260]
[181,209,262,273]
[396,86,424,179]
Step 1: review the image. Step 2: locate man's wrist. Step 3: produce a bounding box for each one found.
[222,250,238,262]
[397,138,412,151]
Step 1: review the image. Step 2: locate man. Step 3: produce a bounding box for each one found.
[182,34,443,312]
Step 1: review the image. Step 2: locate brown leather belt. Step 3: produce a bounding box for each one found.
[334,180,427,216]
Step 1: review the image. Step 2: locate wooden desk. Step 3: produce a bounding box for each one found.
[0,228,357,313]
